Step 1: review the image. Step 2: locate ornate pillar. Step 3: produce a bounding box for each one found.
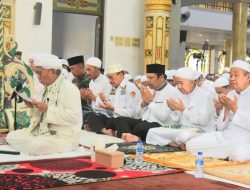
[144,0,172,71]
[224,40,232,67]
[0,1,6,130]
[232,2,248,61]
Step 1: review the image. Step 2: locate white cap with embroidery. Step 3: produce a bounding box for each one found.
[231,60,250,73]
[175,67,197,80]
[214,77,230,88]
[106,64,123,75]
[85,57,102,68]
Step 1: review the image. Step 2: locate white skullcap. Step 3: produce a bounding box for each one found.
[194,71,202,80]
[175,67,197,80]
[221,73,230,80]
[124,74,132,81]
[223,67,230,73]
[201,72,207,78]
[214,77,230,88]
[231,60,250,73]
[134,75,142,81]
[141,75,148,82]
[86,57,102,68]
[167,70,176,80]
[34,57,62,70]
[60,59,69,67]
[106,64,123,75]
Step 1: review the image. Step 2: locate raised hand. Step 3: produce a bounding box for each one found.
[220,94,238,113]
[167,98,185,112]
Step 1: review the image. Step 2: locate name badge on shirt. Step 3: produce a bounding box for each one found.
[121,86,126,95]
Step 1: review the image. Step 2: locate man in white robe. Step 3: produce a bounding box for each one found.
[6,56,82,155]
[186,60,250,162]
[214,77,233,131]
[113,64,180,142]
[80,57,112,129]
[146,67,216,149]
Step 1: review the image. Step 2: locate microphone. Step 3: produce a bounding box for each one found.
[10,83,23,100]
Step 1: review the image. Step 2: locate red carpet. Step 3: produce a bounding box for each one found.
[0,156,183,190]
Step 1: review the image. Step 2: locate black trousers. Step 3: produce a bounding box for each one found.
[112,116,161,140]
[87,112,113,133]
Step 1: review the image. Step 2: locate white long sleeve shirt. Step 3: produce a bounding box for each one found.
[170,86,216,132]
[89,74,112,114]
[136,82,180,126]
[110,78,141,118]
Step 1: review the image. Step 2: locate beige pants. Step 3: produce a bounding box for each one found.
[6,128,79,155]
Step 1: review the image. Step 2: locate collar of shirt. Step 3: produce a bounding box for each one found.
[119,78,127,89]
[239,84,250,95]
[93,73,102,83]
[155,81,168,91]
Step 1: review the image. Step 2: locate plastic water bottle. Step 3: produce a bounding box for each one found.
[195,152,204,178]
[135,140,144,165]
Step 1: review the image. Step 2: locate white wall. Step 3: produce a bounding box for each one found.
[103,0,145,77]
[52,12,97,60]
[15,0,53,62]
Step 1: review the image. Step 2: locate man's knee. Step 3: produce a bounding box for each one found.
[229,144,250,162]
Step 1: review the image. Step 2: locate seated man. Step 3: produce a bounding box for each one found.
[186,60,250,162]
[113,64,180,142]
[146,67,216,149]
[213,77,234,131]
[6,55,82,155]
[87,64,141,136]
[79,57,112,128]
[67,55,91,117]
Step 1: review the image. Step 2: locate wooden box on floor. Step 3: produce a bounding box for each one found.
[95,149,125,168]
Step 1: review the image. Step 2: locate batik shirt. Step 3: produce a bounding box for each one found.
[72,73,91,111]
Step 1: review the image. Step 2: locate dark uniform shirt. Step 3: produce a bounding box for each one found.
[72,73,92,111]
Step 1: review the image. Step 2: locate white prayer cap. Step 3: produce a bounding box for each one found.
[175,67,197,80]
[134,75,142,81]
[124,74,132,81]
[221,73,230,80]
[60,59,69,67]
[231,60,250,73]
[194,71,202,80]
[85,57,102,68]
[167,70,176,80]
[106,64,123,75]
[201,72,207,78]
[141,75,148,82]
[223,67,230,73]
[34,57,62,70]
[214,77,230,88]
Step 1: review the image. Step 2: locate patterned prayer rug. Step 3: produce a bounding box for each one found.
[135,152,248,170]
[205,164,250,185]
[106,142,181,154]
[0,156,183,189]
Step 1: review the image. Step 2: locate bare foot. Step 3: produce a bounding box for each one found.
[83,124,91,131]
[107,129,114,136]
[122,133,139,142]
[121,133,129,140]
[178,143,186,151]
[168,142,179,148]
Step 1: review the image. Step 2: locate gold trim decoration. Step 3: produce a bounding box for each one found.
[53,0,103,16]
[124,37,131,47]
[132,38,140,47]
[145,0,172,12]
[115,37,123,46]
